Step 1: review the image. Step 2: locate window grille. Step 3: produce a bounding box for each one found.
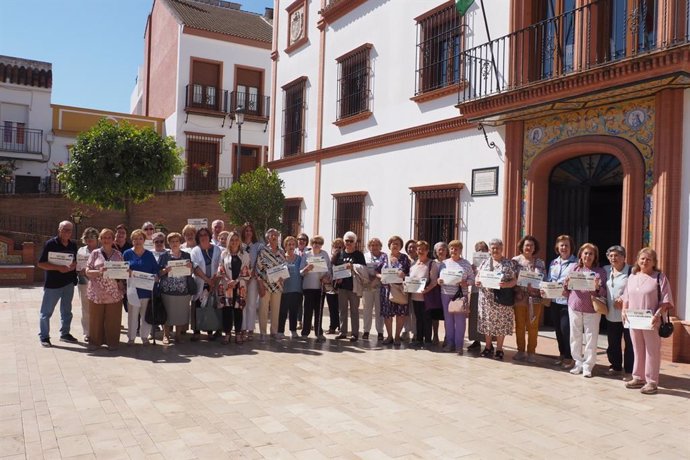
[332,193,366,244]
[282,77,306,157]
[411,186,461,244]
[415,3,463,95]
[336,44,371,120]
[282,198,302,237]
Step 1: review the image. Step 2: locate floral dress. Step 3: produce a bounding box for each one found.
[86,249,124,304]
[477,257,517,336]
[380,252,411,318]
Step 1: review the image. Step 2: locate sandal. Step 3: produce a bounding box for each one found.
[494,350,504,360]
[480,347,495,358]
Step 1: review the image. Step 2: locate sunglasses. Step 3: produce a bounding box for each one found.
[312,241,323,245]
[345,239,355,243]
[154,240,164,244]
[144,227,154,231]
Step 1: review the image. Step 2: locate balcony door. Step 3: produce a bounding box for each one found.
[596,0,659,61]
[190,59,222,111]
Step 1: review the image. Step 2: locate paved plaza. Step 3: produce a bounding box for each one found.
[1,285,688,459]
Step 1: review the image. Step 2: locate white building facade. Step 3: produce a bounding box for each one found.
[131,0,274,191]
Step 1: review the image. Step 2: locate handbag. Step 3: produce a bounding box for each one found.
[656,272,674,338]
[186,276,198,296]
[145,283,168,325]
[448,287,470,314]
[591,295,608,315]
[388,283,408,305]
[424,285,442,311]
[494,287,515,306]
[196,289,221,331]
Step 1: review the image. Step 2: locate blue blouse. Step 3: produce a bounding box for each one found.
[123,249,159,299]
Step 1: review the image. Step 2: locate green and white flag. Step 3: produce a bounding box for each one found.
[456,0,474,15]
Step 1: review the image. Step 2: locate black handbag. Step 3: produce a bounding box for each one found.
[656,272,674,338]
[494,287,515,306]
[145,283,168,326]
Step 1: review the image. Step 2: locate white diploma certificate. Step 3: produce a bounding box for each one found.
[104,261,129,279]
[517,270,543,288]
[131,271,156,290]
[267,264,290,283]
[332,264,352,280]
[366,261,378,276]
[48,252,73,267]
[472,252,490,267]
[168,259,191,278]
[540,281,564,299]
[568,271,596,291]
[307,256,328,273]
[187,218,208,229]
[440,269,463,286]
[143,240,155,252]
[624,310,655,330]
[76,253,89,271]
[381,268,402,284]
[404,277,426,294]
[479,270,503,290]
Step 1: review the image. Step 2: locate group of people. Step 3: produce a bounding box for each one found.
[37,219,674,395]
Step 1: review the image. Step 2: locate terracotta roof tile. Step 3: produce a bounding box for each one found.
[164,0,272,44]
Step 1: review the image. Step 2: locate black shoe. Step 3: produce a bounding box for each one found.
[335,333,348,340]
[467,340,481,351]
[60,334,78,343]
[362,332,370,340]
[350,335,358,342]
[40,338,52,348]
[377,333,384,340]
[494,350,504,360]
[480,347,494,358]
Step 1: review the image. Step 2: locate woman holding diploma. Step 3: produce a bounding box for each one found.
[545,235,577,368]
[256,228,286,340]
[564,243,606,378]
[379,236,411,346]
[512,235,546,363]
[475,239,516,360]
[603,245,634,375]
[300,235,331,339]
[622,248,674,394]
[158,232,194,344]
[362,238,387,341]
[85,228,124,350]
[408,241,437,346]
[77,227,99,342]
[190,227,222,341]
[218,232,250,344]
[240,223,261,341]
[124,229,160,345]
[438,240,474,353]
[325,239,344,334]
[278,236,302,339]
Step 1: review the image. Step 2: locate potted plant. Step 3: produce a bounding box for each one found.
[193,162,213,178]
[0,160,18,182]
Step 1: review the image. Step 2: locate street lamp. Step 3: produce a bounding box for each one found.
[234,105,245,183]
[70,212,83,241]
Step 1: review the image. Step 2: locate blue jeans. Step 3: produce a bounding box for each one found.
[39,284,75,340]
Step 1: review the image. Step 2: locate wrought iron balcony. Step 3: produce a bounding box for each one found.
[0,125,42,154]
[458,0,690,107]
[229,91,270,118]
[185,84,229,114]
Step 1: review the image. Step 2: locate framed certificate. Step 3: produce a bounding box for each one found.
[48,252,74,267]
[624,310,654,330]
[168,260,191,278]
[381,268,402,284]
[307,256,328,273]
[104,261,129,280]
[479,270,502,289]
[332,264,352,280]
[404,277,426,294]
[472,252,490,267]
[131,271,156,291]
[517,270,543,288]
[267,264,290,283]
[187,218,208,229]
[568,271,596,291]
[540,281,564,299]
[471,167,499,196]
[440,269,463,286]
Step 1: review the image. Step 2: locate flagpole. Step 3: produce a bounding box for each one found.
[479,0,501,91]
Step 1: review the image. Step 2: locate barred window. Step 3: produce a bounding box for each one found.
[186,133,221,192]
[333,192,367,245]
[282,198,302,237]
[415,2,463,95]
[282,77,307,157]
[336,44,372,120]
[410,184,462,244]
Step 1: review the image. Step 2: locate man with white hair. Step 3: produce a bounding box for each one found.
[333,231,368,341]
[211,220,225,246]
[37,220,79,347]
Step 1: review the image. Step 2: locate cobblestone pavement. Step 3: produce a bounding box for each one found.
[1,286,689,459]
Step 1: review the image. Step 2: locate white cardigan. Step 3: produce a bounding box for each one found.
[190,244,222,300]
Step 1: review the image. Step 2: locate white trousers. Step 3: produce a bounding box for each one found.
[569,309,601,373]
[242,278,259,332]
[362,288,383,334]
[127,298,151,341]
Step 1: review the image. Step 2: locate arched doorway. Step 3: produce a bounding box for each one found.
[547,154,623,253]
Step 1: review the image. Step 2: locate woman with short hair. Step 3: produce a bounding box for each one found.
[512,235,546,363]
[334,231,368,342]
[77,227,99,342]
[123,229,159,345]
[151,232,168,262]
[604,245,634,374]
[467,241,489,352]
[240,223,261,341]
[362,237,387,341]
[85,228,124,350]
[379,235,411,346]
[180,225,197,252]
[189,227,222,341]
[438,240,474,353]
[256,228,286,340]
[278,236,302,339]
[546,234,577,367]
[409,240,438,347]
[158,232,194,344]
[622,248,674,394]
[325,239,344,334]
[217,231,230,250]
[300,235,331,340]
[564,243,607,378]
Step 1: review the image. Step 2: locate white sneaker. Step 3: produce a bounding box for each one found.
[583,371,593,378]
[513,351,527,361]
[569,366,583,375]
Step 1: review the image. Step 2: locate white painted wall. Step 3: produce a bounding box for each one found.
[678,89,690,320]
[272,0,511,157]
[173,32,272,180]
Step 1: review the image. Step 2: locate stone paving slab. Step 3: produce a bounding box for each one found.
[1,285,689,459]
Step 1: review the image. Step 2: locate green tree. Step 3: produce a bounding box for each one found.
[219,167,285,238]
[59,120,184,223]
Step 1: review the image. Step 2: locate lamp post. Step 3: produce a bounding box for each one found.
[234,105,245,183]
[70,212,83,242]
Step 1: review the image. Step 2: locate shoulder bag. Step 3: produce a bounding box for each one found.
[657,272,674,338]
[448,286,470,315]
[145,282,168,326]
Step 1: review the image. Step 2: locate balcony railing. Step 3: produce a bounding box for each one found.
[458,0,690,103]
[229,91,270,118]
[161,174,233,192]
[0,125,42,154]
[185,84,229,113]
